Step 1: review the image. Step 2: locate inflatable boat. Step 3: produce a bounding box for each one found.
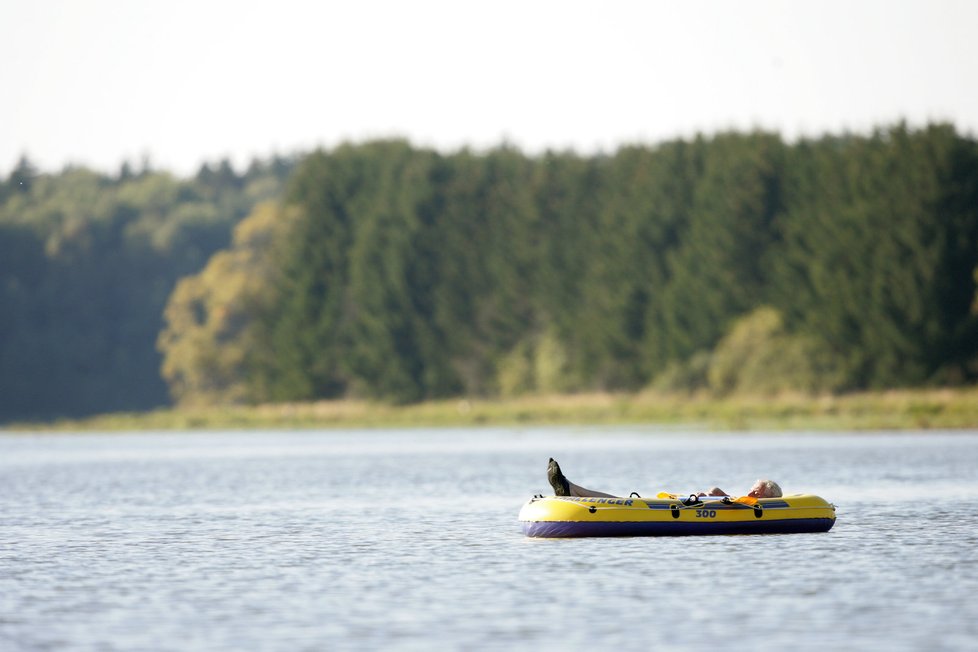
[519,493,836,537]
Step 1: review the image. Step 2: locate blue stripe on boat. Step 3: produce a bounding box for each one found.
[521,518,835,538]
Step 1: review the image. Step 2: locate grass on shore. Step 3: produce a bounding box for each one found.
[8,387,978,432]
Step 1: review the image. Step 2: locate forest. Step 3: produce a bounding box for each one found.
[2,123,977,422]
[0,156,295,421]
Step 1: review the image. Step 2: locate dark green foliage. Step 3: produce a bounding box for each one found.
[4,124,978,420]
[243,125,978,403]
[431,147,539,394]
[581,140,701,384]
[0,157,294,421]
[649,133,784,368]
[772,124,978,387]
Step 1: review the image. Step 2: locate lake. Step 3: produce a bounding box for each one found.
[2,427,977,651]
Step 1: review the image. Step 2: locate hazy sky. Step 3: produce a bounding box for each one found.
[3,0,976,176]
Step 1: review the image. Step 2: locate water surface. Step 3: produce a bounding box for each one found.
[2,428,977,650]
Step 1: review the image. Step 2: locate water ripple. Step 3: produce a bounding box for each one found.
[2,428,977,650]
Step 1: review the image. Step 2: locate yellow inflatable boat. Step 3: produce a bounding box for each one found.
[519,493,836,537]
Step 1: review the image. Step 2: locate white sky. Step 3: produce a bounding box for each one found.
[2,0,976,176]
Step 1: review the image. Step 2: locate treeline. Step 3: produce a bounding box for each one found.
[0,156,295,421]
[158,124,978,407]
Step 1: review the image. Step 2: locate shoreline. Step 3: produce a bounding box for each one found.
[5,387,978,432]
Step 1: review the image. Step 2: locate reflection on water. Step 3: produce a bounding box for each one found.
[1,428,977,651]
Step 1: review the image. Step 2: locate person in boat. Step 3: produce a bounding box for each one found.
[697,479,782,499]
[546,458,783,499]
